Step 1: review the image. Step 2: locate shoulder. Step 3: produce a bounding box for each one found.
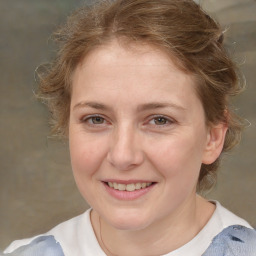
[203,225,256,256]
[2,236,64,256]
[213,201,252,229]
[3,209,94,256]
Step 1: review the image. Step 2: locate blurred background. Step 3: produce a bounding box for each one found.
[0,0,255,250]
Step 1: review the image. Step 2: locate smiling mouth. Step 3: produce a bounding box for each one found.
[105,182,154,192]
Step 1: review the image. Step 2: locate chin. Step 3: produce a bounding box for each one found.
[105,210,152,231]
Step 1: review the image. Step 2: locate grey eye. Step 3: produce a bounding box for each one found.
[154,117,168,125]
[91,116,105,124]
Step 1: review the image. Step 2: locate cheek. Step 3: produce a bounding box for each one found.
[69,131,108,205]
[69,131,106,178]
[147,134,204,181]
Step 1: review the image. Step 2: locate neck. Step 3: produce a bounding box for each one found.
[91,195,215,256]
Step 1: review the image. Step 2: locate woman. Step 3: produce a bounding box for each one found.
[3,0,256,255]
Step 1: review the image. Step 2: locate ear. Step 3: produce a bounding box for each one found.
[202,123,228,164]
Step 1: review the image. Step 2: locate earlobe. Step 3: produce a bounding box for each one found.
[202,123,228,165]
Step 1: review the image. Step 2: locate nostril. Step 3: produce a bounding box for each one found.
[107,148,144,171]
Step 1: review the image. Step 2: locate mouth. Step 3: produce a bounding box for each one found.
[102,180,156,200]
[106,181,154,192]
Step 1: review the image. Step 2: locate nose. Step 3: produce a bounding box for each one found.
[107,125,144,171]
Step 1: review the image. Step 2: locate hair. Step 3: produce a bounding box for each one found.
[37,0,245,192]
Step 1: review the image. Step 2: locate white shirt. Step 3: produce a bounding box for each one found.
[4,201,252,256]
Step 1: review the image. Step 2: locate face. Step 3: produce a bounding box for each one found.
[69,41,215,231]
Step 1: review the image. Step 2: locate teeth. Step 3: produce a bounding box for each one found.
[117,184,126,191]
[126,183,135,191]
[135,183,142,190]
[107,182,152,191]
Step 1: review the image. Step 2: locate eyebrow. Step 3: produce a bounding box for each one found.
[137,102,186,112]
[73,101,186,112]
[73,102,110,111]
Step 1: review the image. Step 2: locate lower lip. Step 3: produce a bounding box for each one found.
[103,182,155,200]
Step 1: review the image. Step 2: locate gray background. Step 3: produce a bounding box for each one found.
[0,0,255,250]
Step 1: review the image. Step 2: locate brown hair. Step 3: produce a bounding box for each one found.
[38,0,244,191]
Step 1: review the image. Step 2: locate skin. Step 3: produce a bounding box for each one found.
[69,40,227,255]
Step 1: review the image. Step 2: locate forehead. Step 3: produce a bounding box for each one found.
[77,40,186,75]
[71,40,201,112]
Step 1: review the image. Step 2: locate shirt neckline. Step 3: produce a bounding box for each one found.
[84,201,222,256]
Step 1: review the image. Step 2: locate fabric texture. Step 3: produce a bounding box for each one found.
[203,225,256,256]
[3,202,255,256]
[1,236,64,256]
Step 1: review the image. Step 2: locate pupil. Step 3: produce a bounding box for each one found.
[93,117,103,124]
[155,117,166,125]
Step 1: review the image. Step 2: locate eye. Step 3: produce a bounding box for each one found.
[82,115,108,125]
[152,116,169,125]
[148,116,172,126]
[90,116,105,124]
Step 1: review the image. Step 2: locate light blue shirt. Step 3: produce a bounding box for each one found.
[202,225,256,256]
[1,236,64,256]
